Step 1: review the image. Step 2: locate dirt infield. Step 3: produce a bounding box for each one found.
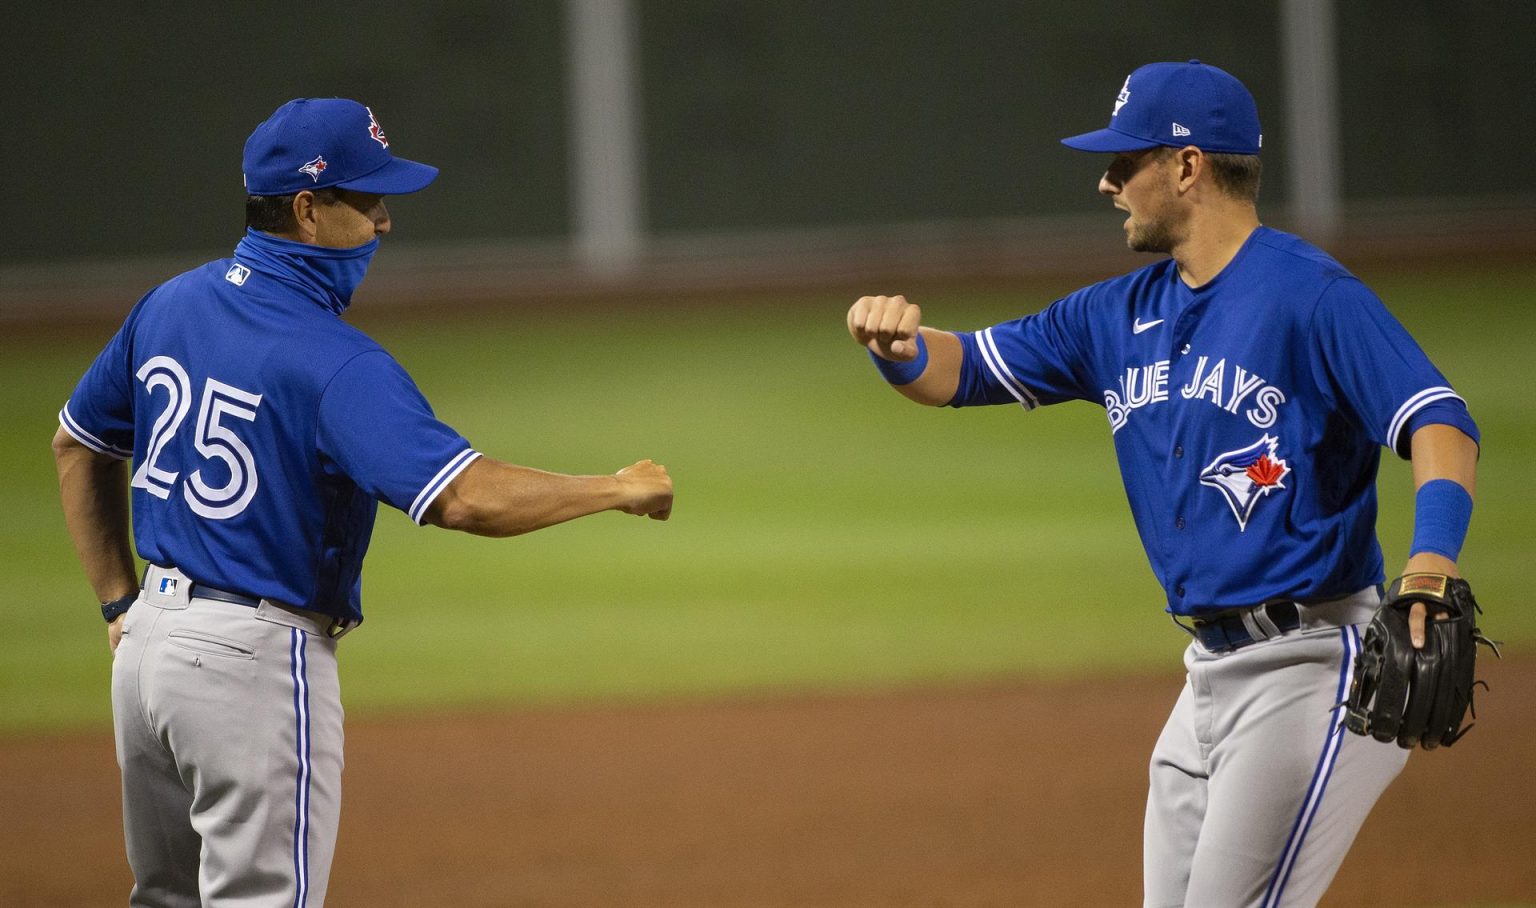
[5,660,1532,907]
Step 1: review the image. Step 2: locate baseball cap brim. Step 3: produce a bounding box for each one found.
[1060,127,1166,153]
[334,156,439,195]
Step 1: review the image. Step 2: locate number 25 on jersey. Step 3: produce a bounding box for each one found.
[130,355,263,520]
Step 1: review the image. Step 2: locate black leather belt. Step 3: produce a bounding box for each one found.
[1190,600,1301,653]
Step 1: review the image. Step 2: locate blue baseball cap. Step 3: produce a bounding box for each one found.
[1061,60,1262,155]
[243,98,439,196]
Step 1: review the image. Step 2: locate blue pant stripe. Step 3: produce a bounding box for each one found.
[290,629,311,908]
[1262,625,1359,907]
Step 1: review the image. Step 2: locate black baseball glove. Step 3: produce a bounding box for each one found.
[1343,573,1498,750]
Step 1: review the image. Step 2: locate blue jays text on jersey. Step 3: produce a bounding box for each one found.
[60,229,480,624]
[947,226,1478,615]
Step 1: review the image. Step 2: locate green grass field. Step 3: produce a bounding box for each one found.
[4,263,1532,732]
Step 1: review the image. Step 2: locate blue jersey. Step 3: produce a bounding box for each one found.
[61,230,479,623]
[950,227,1477,615]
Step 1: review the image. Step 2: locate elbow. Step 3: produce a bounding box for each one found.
[52,425,100,471]
[52,425,80,460]
[426,487,530,538]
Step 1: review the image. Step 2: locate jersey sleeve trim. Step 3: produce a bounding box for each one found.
[408,448,482,526]
[1387,387,1463,455]
[58,405,132,460]
[975,327,1040,409]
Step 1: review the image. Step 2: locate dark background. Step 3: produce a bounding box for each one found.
[3,1,1530,267]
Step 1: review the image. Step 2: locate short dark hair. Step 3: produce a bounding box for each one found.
[244,188,343,233]
[1204,153,1262,203]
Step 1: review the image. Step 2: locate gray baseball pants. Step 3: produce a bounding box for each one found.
[1143,588,1411,907]
[112,566,344,907]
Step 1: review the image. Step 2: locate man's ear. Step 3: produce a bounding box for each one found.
[290,190,319,243]
[1175,146,1203,194]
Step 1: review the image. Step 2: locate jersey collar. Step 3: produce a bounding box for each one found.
[232,228,380,315]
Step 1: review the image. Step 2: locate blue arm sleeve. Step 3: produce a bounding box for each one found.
[1311,278,1468,460]
[316,351,480,525]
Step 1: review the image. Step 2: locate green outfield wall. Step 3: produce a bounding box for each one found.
[2,2,1530,266]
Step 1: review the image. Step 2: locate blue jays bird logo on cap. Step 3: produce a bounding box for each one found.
[1199,435,1290,531]
[299,155,328,182]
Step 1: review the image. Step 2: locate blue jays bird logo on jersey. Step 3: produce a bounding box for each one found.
[1199,434,1290,531]
[299,155,328,181]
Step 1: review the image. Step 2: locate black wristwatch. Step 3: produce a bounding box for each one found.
[101,594,137,623]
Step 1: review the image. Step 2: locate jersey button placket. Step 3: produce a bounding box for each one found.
[1176,516,1186,530]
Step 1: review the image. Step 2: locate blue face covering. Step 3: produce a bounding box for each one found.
[233,228,379,315]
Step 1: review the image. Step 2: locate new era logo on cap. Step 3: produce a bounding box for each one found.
[1062,60,1262,155]
[242,98,438,196]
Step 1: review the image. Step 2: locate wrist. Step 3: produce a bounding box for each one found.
[101,593,137,623]
[607,472,630,511]
[1409,478,1473,562]
[869,333,929,385]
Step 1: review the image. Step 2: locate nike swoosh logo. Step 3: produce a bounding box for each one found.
[1133,318,1164,334]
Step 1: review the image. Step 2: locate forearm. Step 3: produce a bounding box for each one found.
[424,457,630,537]
[1402,423,1479,576]
[887,328,964,406]
[53,429,138,602]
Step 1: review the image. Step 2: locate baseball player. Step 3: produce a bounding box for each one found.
[52,98,673,907]
[847,61,1480,906]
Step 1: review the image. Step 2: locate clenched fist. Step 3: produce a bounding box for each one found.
[848,295,922,362]
[615,459,673,520]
